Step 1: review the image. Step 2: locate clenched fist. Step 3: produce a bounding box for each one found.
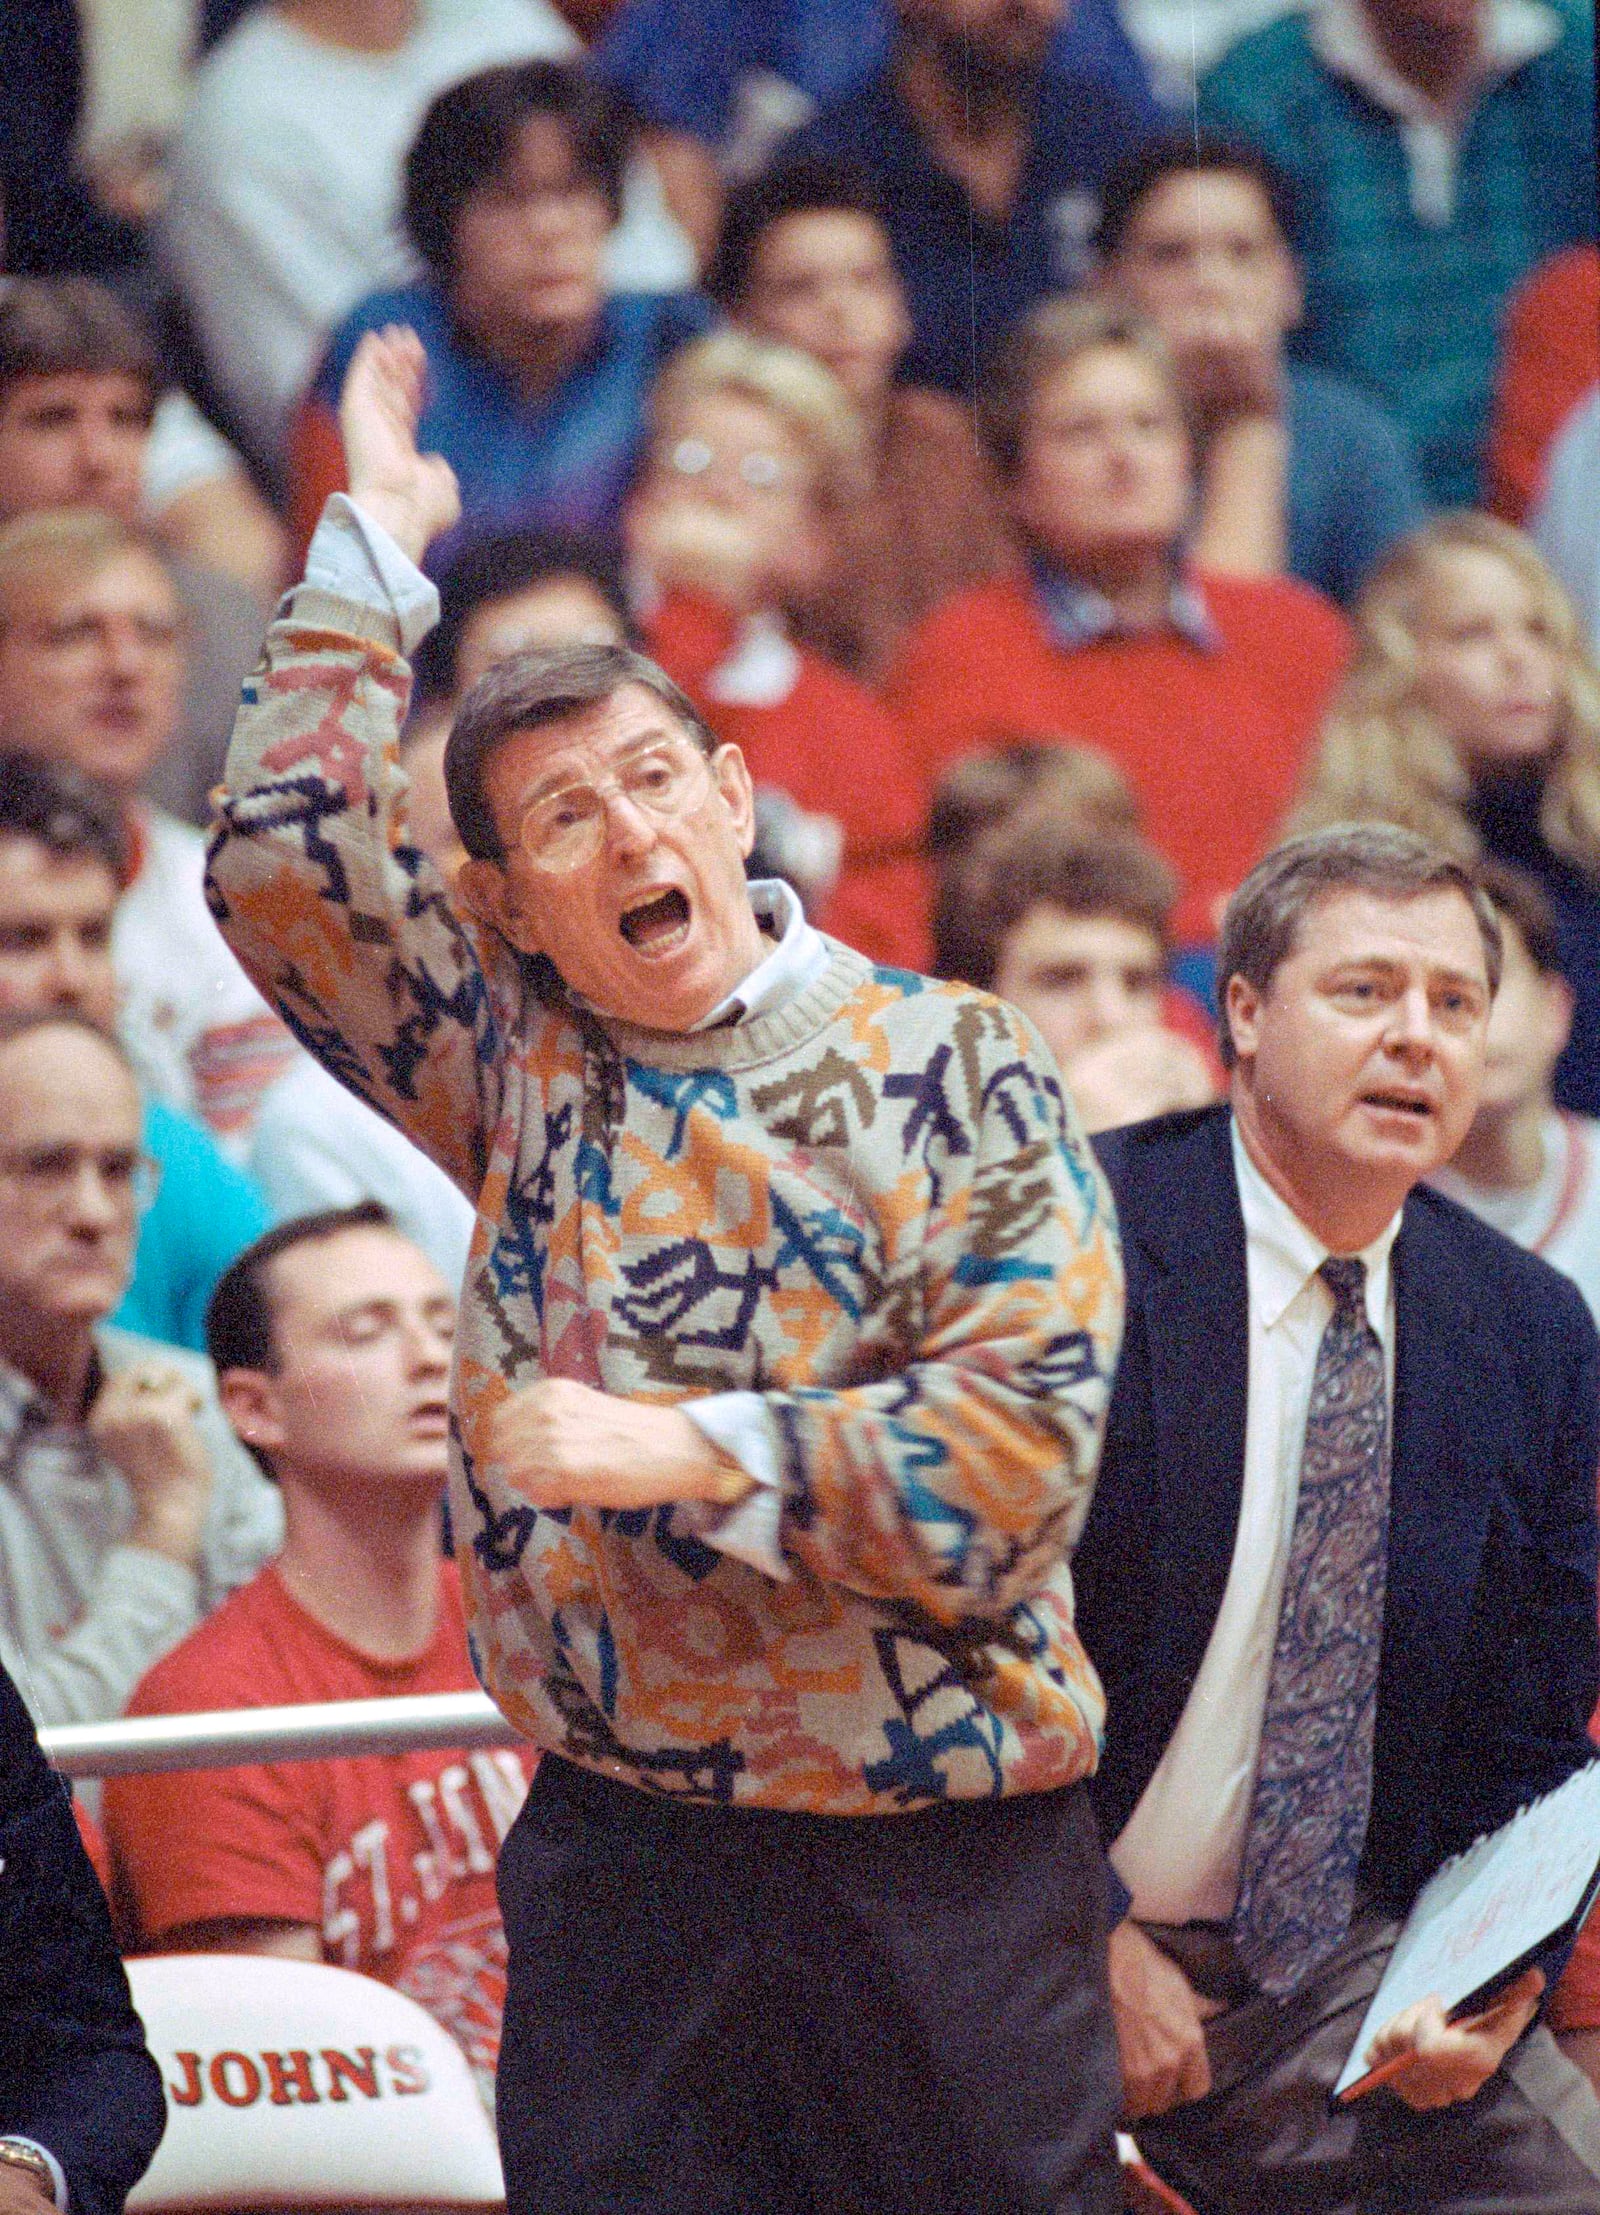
[89,1363,213,1570]
[485,1378,754,1512]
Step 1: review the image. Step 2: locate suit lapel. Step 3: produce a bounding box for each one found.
[1377,1196,1508,1802]
[1138,1111,1253,1712]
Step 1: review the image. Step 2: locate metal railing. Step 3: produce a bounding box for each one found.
[39,1691,526,1778]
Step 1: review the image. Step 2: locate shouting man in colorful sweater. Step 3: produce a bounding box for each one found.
[206,329,1127,2215]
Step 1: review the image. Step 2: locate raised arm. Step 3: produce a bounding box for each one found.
[206,331,508,1199]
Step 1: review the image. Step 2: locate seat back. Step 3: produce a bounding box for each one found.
[126,1953,504,2209]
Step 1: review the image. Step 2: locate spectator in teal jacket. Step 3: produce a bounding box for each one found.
[0,755,267,1351]
[1198,0,1595,506]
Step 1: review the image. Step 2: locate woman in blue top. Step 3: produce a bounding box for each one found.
[292,59,708,565]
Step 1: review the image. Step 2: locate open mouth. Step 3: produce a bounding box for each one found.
[620,887,691,953]
[1362,1090,1433,1119]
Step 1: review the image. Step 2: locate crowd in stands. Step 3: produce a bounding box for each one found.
[0,0,1594,2157]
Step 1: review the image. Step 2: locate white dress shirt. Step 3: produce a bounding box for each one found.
[1110,1118,1400,1924]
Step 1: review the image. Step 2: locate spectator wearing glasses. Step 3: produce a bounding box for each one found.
[0,1010,280,1727]
[887,295,1350,956]
[162,0,583,482]
[707,157,1017,681]
[0,278,287,824]
[105,1205,535,2112]
[290,60,709,562]
[0,508,300,1161]
[1094,133,1427,606]
[0,752,268,1352]
[626,329,930,966]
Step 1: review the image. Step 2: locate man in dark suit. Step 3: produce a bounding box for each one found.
[0,1657,165,2215]
[1076,823,1600,2209]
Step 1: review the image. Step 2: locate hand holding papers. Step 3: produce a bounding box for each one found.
[1335,1759,1600,2104]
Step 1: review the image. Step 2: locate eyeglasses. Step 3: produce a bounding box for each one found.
[515,738,716,873]
[665,436,800,493]
[0,1143,160,1214]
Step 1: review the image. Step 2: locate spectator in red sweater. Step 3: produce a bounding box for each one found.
[1486,246,1600,526]
[885,296,1351,952]
[626,329,928,968]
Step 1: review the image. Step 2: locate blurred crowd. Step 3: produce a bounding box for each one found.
[0,0,1594,2142]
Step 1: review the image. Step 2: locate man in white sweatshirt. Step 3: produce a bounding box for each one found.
[1431,860,1600,1323]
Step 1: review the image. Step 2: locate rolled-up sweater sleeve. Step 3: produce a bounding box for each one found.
[205,565,508,1200]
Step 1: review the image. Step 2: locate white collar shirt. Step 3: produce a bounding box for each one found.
[1110,1115,1401,1924]
[1312,0,1562,223]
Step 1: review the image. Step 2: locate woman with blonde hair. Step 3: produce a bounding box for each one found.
[1292,510,1600,1111]
[624,328,929,969]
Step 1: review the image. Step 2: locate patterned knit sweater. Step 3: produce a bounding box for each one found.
[207,588,1124,1814]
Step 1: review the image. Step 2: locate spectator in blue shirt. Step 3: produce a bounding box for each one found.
[0,755,268,1351]
[292,60,708,565]
[1097,133,1428,605]
[774,0,1150,396]
[1198,0,1595,505]
[591,0,1161,167]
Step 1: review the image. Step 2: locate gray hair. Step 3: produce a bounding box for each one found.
[0,1006,135,1073]
[442,641,719,863]
[1217,823,1502,1069]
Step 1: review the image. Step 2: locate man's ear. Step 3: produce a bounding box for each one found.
[1281,258,1306,337]
[456,856,525,943]
[711,742,757,860]
[1541,973,1576,1065]
[218,1368,285,1458]
[1224,971,1262,1065]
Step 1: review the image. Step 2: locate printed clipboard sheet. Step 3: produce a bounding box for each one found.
[1334,1757,1600,2098]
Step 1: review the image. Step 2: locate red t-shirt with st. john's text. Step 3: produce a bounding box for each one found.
[103,1563,533,2099]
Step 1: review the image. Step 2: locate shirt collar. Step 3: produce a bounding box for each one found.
[1230,1114,1401,1336]
[703,612,803,710]
[1311,0,1560,222]
[0,1334,105,1465]
[691,878,830,1030]
[1313,0,1560,113]
[1029,556,1219,652]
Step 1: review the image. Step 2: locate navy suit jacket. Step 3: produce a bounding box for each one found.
[1077,1105,1600,1916]
[0,1663,165,2215]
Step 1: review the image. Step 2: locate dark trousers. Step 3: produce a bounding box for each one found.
[495,1755,1122,2215]
[1135,1910,1600,2215]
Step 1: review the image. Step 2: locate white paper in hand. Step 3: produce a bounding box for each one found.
[1334,1757,1600,2098]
